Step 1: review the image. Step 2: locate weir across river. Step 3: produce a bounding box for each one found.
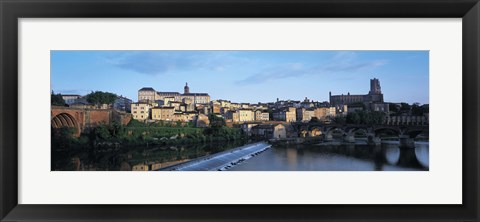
[159,142,271,171]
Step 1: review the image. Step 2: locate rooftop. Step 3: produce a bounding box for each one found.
[139,87,155,91]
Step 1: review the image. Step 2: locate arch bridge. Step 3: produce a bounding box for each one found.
[51,106,132,137]
[292,122,428,148]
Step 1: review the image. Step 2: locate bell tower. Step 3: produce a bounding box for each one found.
[369,78,382,95]
[184,82,190,94]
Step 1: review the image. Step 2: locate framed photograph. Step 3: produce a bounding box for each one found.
[1,0,479,221]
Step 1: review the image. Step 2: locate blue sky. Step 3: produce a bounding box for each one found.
[51,50,429,104]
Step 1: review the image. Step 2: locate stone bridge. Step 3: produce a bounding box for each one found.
[51,106,132,136]
[292,122,429,148]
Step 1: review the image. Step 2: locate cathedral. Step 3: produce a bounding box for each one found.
[329,78,385,107]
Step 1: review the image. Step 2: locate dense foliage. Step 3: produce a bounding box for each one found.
[389,102,429,116]
[346,110,386,125]
[86,91,117,106]
[51,91,66,106]
[208,114,226,128]
[52,119,243,152]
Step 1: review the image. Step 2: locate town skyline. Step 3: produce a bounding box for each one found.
[51,50,429,104]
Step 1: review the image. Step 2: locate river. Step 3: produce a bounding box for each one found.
[52,139,428,171]
[228,140,429,171]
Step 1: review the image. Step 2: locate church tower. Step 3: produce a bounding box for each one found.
[369,78,382,95]
[184,82,190,94]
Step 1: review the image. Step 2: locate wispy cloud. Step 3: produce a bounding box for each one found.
[104,51,248,75]
[235,52,387,85]
[55,89,92,95]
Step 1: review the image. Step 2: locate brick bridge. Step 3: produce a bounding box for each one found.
[292,122,429,148]
[51,106,132,136]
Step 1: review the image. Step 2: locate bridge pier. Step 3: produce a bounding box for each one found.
[367,134,381,146]
[324,134,333,141]
[343,134,355,143]
[399,135,415,149]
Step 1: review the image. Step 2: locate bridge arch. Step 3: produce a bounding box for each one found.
[51,113,80,136]
[403,129,429,138]
[324,127,347,140]
[309,127,323,137]
[373,127,401,137]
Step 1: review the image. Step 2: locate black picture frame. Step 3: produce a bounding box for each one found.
[1,0,479,221]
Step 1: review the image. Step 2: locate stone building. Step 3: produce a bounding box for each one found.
[255,110,270,121]
[138,83,210,105]
[312,107,336,120]
[329,78,384,107]
[273,107,296,122]
[194,113,210,127]
[225,110,240,123]
[131,102,152,120]
[113,96,132,112]
[61,94,82,105]
[386,114,429,125]
[151,107,175,121]
[251,124,286,139]
[297,108,315,122]
[238,109,255,122]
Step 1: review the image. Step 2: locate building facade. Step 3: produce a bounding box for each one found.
[151,107,175,121]
[61,94,82,105]
[251,124,286,139]
[273,107,296,122]
[238,109,255,122]
[138,83,210,105]
[131,102,152,120]
[255,110,270,121]
[329,78,384,107]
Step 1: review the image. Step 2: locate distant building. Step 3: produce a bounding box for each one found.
[113,96,132,112]
[238,109,255,122]
[334,104,348,116]
[370,103,390,113]
[138,83,210,105]
[386,114,428,125]
[137,87,157,103]
[151,107,175,121]
[255,110,270,121]
[194,114,210,127]
[313,107,335,120]
[297,108,315,122]
[61,94,82,105]
[131,102,152,121]
[273,107,296,122]
[240,123,259,136]
[251,124,286,139]
[225,110,240,123]
[329,78,384,107]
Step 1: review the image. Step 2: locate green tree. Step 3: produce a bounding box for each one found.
[346,112,361,124]
[389,103,400,113]
[208,114,226,129]
[400,103,411,112]
[370,111,386,124]
[51,91,66,106]
[349,102,366,110]
[86,91,117,106]
[331,116,346,124]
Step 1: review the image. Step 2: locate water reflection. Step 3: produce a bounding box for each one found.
[229,142,429,171]
[52,140,248,171]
